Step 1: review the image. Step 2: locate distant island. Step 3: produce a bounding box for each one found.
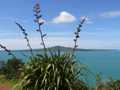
[2,46,117,52]
[46,46,118,51]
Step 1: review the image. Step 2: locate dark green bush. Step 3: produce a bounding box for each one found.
[96,77,120,90]
[0,61,5,74]
[16,52,88,90]
[2,58,24,79]
[107,80,120,90]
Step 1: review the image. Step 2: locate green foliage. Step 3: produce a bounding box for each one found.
[95,75,120,90]
[96,73,102,86]
[1,58,24,79]
[16,51,88,90]
[107,80,120,90]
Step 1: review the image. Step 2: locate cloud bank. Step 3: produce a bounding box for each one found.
[100,11,120,18]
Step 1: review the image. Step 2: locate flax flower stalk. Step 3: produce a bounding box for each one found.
[0,43,16,58]
[72,18,86,57]
[15,22,34,56]
[33,3,47,54]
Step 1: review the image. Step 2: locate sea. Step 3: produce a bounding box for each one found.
[0,50,120,82]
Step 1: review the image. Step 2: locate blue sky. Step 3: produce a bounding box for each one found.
[0,0,120,50]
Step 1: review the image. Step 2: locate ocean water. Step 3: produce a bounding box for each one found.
[0,50,120,80]
[76,50,120,80]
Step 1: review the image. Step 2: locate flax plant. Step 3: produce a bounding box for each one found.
[15,52,88,90]
[4,1,91,90]
[14,2,89,90]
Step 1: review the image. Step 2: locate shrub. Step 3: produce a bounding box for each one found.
[16,51,88,90]
[2,58,24,79]
[96,76,120,90]
[107,80,120,90]
[0,61,5,74]
[13,2,88,90]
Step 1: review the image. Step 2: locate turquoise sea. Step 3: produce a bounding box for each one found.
[0,50,120,80]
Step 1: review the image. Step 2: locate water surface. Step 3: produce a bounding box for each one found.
[0,50,120,80]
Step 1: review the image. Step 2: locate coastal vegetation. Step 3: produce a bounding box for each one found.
[0,2,120,90]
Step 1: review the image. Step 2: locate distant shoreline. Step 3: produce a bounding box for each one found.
[0,46,119,52]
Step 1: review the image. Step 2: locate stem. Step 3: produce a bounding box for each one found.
[38,24,47,54]
[27,39,34,57]
[72,38,78,58]
[73,39,77,53]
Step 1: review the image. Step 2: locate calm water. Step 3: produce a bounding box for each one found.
[76,50,120,80]
[0,50,120,80]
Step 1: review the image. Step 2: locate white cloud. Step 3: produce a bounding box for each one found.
[1,35,120,50]
[52,11,76,24]
[100,11,120,18]
[0,37,74,50]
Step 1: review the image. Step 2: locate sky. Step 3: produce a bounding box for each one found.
[0,0,120,50]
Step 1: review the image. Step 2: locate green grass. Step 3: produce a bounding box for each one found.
[0,74,7,84]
